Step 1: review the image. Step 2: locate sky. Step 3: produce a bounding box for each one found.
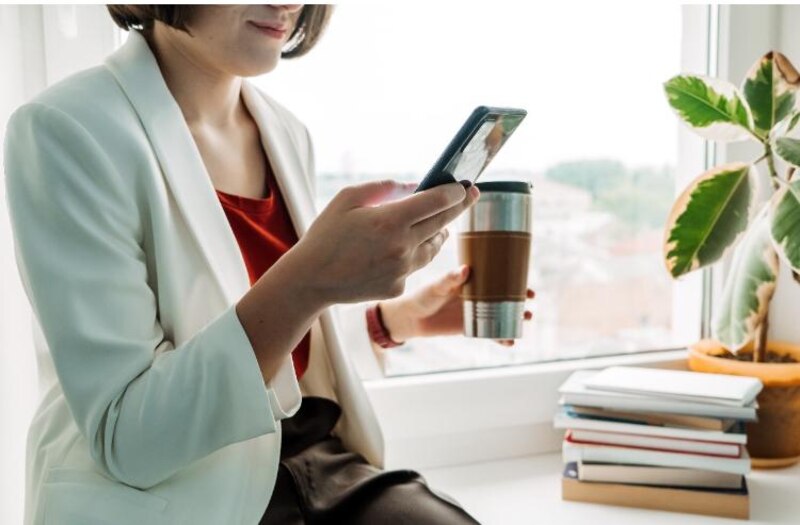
[259,4,685,177]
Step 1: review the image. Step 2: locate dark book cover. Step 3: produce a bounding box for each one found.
[562,462,749,519]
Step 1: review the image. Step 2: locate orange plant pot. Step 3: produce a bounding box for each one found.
[689,339,800,469]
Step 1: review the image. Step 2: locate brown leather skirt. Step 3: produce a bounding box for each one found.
[260,397,481,524]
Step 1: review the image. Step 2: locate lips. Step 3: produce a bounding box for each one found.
[249,21,289,37]
[250,21,288,32]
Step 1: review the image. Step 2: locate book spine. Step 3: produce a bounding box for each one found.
[555,414,747,444]
[562,440,750,475]
[562,478,749,520]
[569,431,742,457]
[561,395,757,420]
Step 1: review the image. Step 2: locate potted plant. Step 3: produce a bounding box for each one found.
[663,51,800,468]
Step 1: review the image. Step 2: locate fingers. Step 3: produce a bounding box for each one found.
[410,229,449,271]
[411,185,480,244]
[336,179,417,209]
[495,310,533,346]
[380,182,468,225]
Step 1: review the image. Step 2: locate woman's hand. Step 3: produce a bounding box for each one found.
[379,264,535,346]
[238,179,478,381]
[286,180,480,309]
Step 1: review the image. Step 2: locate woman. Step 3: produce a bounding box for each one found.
[4,5,533,524]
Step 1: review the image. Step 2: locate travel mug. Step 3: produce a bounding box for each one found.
[457,181,532,339]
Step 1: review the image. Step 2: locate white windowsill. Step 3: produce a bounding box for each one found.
[421,452,800,524]
[365,349,690,470]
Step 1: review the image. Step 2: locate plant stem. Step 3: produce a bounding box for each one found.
[764,142,780,191]
[749,153,792,364]
[754,315,768,363]
[749,127,768,144]
[753,152,768,165]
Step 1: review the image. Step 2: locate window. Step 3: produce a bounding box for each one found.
[264,4,702,376]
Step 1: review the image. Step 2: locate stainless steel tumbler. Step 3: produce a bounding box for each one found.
[457,181,532,339]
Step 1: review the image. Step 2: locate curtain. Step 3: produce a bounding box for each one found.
[0,6,118,523]
[1,7,45,525]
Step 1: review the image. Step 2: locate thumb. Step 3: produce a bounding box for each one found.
[413,264,468,312]
[432,264,470,295]
[338,179,417,208]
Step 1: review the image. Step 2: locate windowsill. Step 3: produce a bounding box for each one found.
[421,452,800,524]
[365,349,690,470]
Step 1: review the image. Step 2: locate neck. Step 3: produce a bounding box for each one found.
[143,27,245,129]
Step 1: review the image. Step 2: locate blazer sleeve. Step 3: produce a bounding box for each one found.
[3,102,280,489]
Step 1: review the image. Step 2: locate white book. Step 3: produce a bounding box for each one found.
[562,435,751,475]
[569,429,741,457]
[568,405,736,431]
[553,410,747,444]
[577,462,744,489]
[583,366,762,407]
[559,371,758,421]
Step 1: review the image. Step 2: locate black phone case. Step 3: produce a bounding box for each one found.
[414,105,527,193]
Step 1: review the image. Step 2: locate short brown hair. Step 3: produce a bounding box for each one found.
[106,5,333,59]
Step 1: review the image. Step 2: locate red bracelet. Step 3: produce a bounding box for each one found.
[366,303,404,349]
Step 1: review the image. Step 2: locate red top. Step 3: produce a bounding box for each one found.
[216,166,311,379]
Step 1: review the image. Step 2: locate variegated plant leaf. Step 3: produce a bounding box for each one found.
[787,111,800,133]
[713,209,778,351]
[776,137,800,167]
[664,75,754,142]
[770,178,800,272]
[664,162,755,278]
[742,52,800,138]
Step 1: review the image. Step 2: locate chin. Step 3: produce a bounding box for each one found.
[229,61,278,77]
[237,57,280,77]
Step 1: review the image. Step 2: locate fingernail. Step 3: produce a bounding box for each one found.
[459,180,473,189]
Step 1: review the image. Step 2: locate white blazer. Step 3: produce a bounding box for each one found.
[3,29,383,525]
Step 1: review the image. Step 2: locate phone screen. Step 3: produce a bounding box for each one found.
[444,113,525,183]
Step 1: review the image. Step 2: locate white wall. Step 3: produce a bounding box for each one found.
[716,5,800,345]
[770,6,800,344]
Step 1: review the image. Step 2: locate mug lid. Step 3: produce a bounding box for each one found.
[475,181,532,194]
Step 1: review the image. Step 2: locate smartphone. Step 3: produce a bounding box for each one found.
[414,106,527,193]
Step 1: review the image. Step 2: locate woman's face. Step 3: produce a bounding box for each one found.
[160,5,304,78]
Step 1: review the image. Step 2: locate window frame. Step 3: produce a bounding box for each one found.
[366,4,721,469]
[367,4,798,470]
[333,5,709,380]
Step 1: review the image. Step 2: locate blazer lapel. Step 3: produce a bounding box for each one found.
[240,80,316,238]
[104,30,251,305]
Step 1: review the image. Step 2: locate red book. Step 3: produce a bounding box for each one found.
[562,432,751,475]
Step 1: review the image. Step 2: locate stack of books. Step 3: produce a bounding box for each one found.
[555,366,763,520]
